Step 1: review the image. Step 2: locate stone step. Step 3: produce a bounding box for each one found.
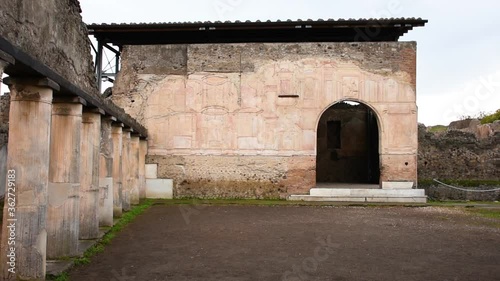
[288,195,427,204]
[310,188,425,197]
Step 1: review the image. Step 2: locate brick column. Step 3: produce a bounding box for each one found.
[47,97,84,258]
[78,110,102,240]
[99,116,116,227]
[121,129,132,211]
[111,123,123,217]
[129,134,140,205]
[139,139,148,199]
[0,77,57,280]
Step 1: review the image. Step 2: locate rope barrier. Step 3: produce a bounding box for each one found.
[433,179,500,193]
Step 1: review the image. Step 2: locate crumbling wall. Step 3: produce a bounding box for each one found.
[0,0,100,99]
[418,124,500,201]
[114,42,419,198]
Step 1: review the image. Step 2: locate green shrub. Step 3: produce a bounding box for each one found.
[481,109,500,124]
[427,125,448,133]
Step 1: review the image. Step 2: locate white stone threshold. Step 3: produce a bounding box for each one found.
[289,188,427,203]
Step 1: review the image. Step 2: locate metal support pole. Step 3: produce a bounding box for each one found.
[96,40,103,93]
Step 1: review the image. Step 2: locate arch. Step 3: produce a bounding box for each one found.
[315,98,384,141]
[315,99,381,184]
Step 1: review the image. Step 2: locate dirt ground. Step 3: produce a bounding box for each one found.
[69,204,500,281]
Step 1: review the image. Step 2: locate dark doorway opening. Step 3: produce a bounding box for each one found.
[316,101,380,184]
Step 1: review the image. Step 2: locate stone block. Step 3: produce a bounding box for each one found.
[309,188,425,197]
[145,164,158,179]
[288,195,367,202]
[448,119,480,131]
[382,181,414,190]
[365,197,427,203]
[146,179,173,199]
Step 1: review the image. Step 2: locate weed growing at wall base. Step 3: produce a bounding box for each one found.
[46,200,153,280]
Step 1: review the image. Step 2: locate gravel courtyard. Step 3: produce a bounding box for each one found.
[69,204,500,281]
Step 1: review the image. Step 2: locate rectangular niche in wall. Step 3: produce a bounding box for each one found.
[327,120,341,149]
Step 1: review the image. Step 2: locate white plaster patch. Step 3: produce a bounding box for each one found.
[145,164,158,179]
[146,179,173,199]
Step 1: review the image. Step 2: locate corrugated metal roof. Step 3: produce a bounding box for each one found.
[88,17,426,26]
[87,18,427,45]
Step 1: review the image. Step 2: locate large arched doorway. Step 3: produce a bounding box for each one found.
[316,101,380,185]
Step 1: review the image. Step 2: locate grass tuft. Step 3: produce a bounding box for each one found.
[427,125,448,133]
[47,200,153,280]
[466,208,500,219]
[47,272,69,281]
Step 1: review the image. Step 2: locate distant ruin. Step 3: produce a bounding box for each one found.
[419,119,500,201]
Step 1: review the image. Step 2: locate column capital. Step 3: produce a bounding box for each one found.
[123,127,134,133]
[3,76,60,91]
[131,132,141,138]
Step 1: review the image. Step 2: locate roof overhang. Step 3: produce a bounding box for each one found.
[87,18,428,46]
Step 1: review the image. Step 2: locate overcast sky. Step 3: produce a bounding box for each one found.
[81,0,500,126]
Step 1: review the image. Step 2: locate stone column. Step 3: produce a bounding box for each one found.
[47,96,84,258]
[129,134,140,205]
[121,129,132,211]
[0,77,57,280]
[99,116,116,227]
[111,123,123,217]
[78,110,102,240]
[139,139,148,200]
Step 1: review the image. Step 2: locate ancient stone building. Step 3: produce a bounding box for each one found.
[0,1,432,278]
[89,18,427,201]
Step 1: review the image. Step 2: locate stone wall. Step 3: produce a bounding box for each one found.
[113,42,419,198]
[0,0,99,99]
[418,124,500,201]
[147,155,314,199]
